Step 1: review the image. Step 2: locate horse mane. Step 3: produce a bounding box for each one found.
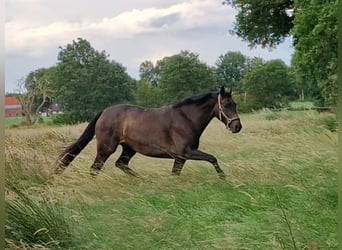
[171,91,216,108]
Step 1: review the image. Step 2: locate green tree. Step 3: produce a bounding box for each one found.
[215,51,248,93]
[136,60,162,107]
[243,59,294,109]
[139,60,159,86]
[54,38,136,123]
[224,0,338,106]
[224,0,294,48]
[292,0,338,105]
[135,80,163,107]
[157,50,217,104]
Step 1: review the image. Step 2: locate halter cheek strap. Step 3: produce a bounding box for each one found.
[217,94,240,129]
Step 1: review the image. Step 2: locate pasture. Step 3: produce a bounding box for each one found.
[5,110,337,249]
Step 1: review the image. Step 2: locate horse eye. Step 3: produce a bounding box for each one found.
[225,103,236,109]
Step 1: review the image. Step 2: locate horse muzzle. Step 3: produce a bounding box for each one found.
[228,118,242,133]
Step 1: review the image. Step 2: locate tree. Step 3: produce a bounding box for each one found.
[157,50,217,104]
[215,51,248,93]
[17,72,53,125]
[54,38,136,123]
[224,0,338,106]
[223,0,294,48]
[136,51,217,107]
[135,80,163,108]
[291,0,338,105]
[242,59,294,109]
[139,60,159,86]
[24,67,56,112]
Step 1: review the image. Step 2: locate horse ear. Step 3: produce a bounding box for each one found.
[220,86,225,96]
[227,88,232,96]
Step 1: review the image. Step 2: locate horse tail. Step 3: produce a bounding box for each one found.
[56,111,103,172]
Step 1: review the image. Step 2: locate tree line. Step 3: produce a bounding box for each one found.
[13,38,297,124]
[10,0,337,125]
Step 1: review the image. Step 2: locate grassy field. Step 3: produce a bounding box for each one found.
[4,117,26,127]
[5,116,54,128]
[5,110,337,249]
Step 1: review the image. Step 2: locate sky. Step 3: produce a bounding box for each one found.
[5,0,294,93]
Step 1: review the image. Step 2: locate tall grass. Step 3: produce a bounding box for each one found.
[6,188,74,249]
[5,128,77,249]
[5,110,338,249]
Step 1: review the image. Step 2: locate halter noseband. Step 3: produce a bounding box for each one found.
[217,94,240,129]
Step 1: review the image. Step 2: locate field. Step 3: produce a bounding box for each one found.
[5,110,337,249]
[5,117,55,129]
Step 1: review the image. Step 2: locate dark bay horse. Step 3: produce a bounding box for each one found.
[57,86,242,178]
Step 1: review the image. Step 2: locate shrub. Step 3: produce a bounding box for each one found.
[318,115,338,132]
[52,112,81,125]
[38,116,45,124]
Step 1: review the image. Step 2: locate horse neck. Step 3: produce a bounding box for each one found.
[179,95,217,134]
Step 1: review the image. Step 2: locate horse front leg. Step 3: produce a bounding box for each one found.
[182,149,226,179]
[171,158,186,175]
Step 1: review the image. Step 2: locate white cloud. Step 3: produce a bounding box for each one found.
[6,21,82,56]
[5,0,235,56]
[5,0,293,92]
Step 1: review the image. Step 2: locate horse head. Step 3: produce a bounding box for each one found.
[217,86,242,133]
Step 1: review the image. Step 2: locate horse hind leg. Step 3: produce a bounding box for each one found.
[90,141,118,176]
[171,158,186,175]
[115,144,139,177]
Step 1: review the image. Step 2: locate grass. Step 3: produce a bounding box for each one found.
[5,116,53,128]
[4,117,25,127]
[289,101,314,110]
[5,110,338,249]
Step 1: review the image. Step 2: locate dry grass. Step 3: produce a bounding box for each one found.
[5,110,338,249]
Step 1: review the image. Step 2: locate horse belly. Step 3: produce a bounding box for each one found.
[123,123,176,158]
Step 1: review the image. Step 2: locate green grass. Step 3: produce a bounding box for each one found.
[4,117,25,127]
[5,116,53,128]
[289,101,314,110]
[5,110,338,249]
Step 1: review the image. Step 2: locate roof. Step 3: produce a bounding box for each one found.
[5,96,21,105]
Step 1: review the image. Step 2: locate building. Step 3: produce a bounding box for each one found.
[5,96,23,117]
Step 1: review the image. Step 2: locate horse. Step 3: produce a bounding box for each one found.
[57,86,242,178]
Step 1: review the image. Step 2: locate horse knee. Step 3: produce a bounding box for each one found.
[207,155,217,164]
[115,161,126,169]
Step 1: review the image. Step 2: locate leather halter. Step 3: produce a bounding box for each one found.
[217,94,240,129]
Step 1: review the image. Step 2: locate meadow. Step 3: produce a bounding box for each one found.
[5,110,338,249]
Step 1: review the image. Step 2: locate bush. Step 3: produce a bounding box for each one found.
[38,116,45,124]
[52,112,82,125]
[318,115,338,132]
[234,94,259,113]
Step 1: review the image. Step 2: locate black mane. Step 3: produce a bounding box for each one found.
[172,92,216,108]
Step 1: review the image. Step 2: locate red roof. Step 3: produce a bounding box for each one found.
[5,96,21,105]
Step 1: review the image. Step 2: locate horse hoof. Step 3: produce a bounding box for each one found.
[218,173,227,180]
[171,171,181,176]
[90,169,100,177]
[53,165,66,175]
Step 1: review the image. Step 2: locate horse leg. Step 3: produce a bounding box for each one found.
[115,144,139,177]
[171,158,186,175]
[182,149,226,179]
[90,142,118,176]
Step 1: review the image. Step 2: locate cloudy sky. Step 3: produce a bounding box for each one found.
[5,0,294,93]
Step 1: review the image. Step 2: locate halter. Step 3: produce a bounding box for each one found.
[217,94,240,129]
